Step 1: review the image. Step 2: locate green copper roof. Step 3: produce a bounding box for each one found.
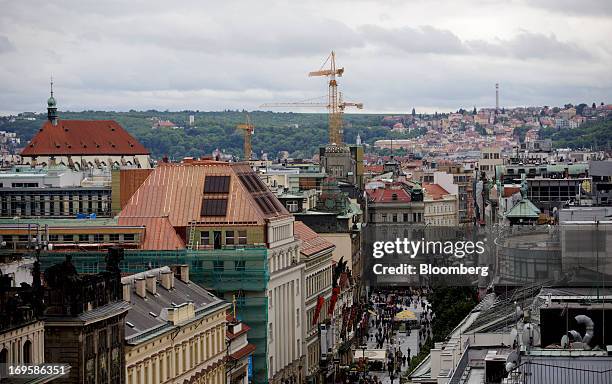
[505,198,541,219]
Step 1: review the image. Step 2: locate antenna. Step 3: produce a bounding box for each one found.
[50,75,54,97]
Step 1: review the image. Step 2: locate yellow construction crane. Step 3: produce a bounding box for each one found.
[260,51,363,145]
[236,114,254,160]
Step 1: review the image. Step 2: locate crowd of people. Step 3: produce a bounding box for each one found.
[352,287,435,383]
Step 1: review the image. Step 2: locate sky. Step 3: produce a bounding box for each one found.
[0,0,611,115]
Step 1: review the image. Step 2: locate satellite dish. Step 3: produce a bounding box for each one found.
[561,335,569,348]
[521,323,541,347]
[510,327,518,342]
[505,351,520,372]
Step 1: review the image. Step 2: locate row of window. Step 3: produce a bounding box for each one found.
[373,212,423,223]
[306,266,332,299]
[200,230,247,246]
[426,204,453,214]
[127,325,225,384]
[0,233,136,244]
[212,260,246,272]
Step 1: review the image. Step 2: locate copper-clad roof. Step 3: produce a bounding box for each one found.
[119,161,290,227]
[119,169,154,209]
[294,221,335,257]
[117,216,184,250]
[21,120,149,156]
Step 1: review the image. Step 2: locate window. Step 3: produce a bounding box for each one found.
[296,309,300,327]
[79,234,89,242]
[124,234,135,242]
[49,234,59,242]
[238,230,247,245]
[200,231,210,245]
[225,230,234,245]
[213,260,224,272]
[392,214,398,222]
[203,176,230,193]
[403,213,409,222]
[109,234,119,242]
[234,260,245,271]
[287,201,298,212]
[201,199,228,216]
[94,234,104,242]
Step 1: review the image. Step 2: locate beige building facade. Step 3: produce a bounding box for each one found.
[122,266,231,384]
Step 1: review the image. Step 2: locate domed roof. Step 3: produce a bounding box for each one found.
[47,95,56,107]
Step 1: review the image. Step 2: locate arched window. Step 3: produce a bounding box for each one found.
[0,348,7,377]
[23,340,32,364]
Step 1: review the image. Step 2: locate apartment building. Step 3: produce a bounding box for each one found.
[122,266,231,384]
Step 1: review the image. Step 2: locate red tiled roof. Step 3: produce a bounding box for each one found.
[117,216,184,250]
[294,221,335,257]
[365,165,384,174]
[226,322,252,340]
[119,161,290,227]
[423,183,449,200]
[366,186,411,203]
[21,120,149,156]
[229,343,256,361]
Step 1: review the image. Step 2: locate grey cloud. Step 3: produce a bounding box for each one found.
[359,24,593,61]
[466,32,593,60]
[0,35,15,53]
[525,0,612,17]
[359,25,467,54]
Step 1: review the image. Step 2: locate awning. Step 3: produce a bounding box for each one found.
[394,309,417,321]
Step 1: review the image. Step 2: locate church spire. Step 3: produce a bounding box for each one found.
[47,76,58,125]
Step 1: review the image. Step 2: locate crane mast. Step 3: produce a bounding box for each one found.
[260,51,362,146]
[236,114,254,160]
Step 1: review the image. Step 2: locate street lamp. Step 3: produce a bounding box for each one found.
[359,345,367,380]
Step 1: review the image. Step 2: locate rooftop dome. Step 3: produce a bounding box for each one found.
[47,95,57,107]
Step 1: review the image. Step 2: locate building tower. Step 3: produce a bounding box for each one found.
[495,83,499,114]
[47,77,58,125]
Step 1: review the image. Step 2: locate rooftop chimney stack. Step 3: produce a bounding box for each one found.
[179,264,189,284]
[161,270,173,290]
[145,274,157,295]
[122,282,131,302]
[135,277,146,298]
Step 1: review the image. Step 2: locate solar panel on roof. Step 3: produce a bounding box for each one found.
[238,174,267,193]
[204,176,230,193]
[201,198,228,216]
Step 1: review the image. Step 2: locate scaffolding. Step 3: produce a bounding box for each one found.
[40,247,270,383]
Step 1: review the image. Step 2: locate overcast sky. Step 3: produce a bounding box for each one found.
[0,0,611,115]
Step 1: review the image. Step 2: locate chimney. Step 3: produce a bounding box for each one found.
[161,270,173,290]
[122,282,131,302]
[135,277,146,298]
[145,274,157,295]
[179,264,189,283]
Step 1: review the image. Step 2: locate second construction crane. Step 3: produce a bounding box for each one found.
[261,51,363,145]
[236,114,254,160]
